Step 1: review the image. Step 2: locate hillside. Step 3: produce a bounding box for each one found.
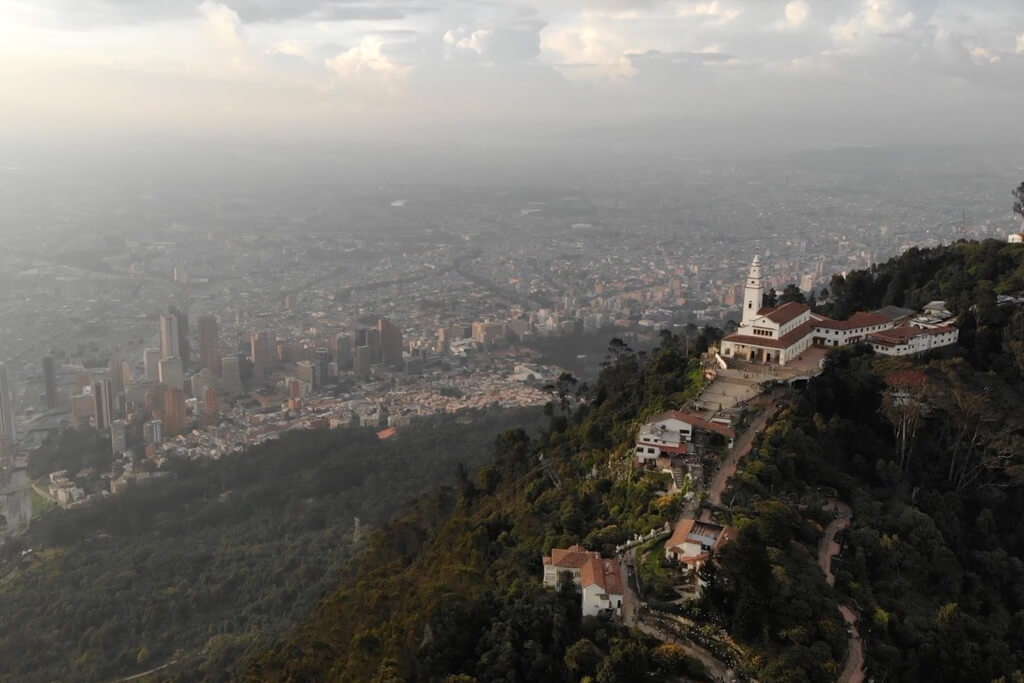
[0,406,542,682]
[249,240,1024,682]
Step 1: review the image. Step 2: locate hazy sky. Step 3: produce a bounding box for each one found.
[3,0,1023,150]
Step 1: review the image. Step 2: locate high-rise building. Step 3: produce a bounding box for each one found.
[143,348,161,381]
[110,419,127,455]
[315,348,331,384]
[221,355,243,394]
[160,314,180,360]
[0,363,15,446]
[93,379,113,431]
[163,387,187,436]
[354,345,372,380]
[169,306,191,371]
[251,331,272,381]
[366,328,381,363]
[146,419,163,445]
[378,318,404,369]
[202,388,220,427]
[108,359,124,417]
[472,321,507,346]
[158,357,184,391]
[296,361,317,389]
[42,356,58,410]
[333,333,353,371]
[119,361,133,393]
[197,315,221,374]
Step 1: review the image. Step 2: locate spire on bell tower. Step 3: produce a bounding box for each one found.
[741,254,764,327]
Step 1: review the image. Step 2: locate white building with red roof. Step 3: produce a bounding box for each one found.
[634,410,736,465]
[664,518,736,594]
[720,255,958,364]
[542,545,626,618]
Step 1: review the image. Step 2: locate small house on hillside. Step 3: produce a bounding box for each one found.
[664,519,736,593]
[634,410,736,466]
[543,545,626,618]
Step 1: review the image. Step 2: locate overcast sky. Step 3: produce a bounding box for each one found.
[2,0,1023,151]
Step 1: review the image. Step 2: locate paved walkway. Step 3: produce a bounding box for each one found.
[819,501,865,683]
[700,397,780,519]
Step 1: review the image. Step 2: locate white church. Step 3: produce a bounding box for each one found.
[719,255,959,365]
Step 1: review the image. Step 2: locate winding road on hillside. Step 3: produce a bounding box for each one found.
[819,501,865,683]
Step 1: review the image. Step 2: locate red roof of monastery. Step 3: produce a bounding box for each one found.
[756,301,810,325]
[722,319,816,350]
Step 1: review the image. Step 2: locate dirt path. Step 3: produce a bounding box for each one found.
[819,501,864,683]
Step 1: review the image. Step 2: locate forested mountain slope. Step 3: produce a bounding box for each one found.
[251,240,1024,683]
[0,407,541,682]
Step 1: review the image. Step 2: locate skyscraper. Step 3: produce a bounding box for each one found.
[366,328,381,363]
[146,419,163,445]
[378,318,404,369]
[93,379,113,431]
[42,356,57,410]
[160,314,180,360]
[334,333,353,371]
[315,348,331,384]
[250,331,272,381]
[354,345,372,380]
[197,315,221,374]
[143,348,161,381]
[163,387,187,436]
[0,363,15,445]
[158,357,184,391]
[169,306,191,371]
[221,355,242,395]
[110,419,127,456]
[108,359,124,417]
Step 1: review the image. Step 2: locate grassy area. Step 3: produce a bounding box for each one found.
[29,487,57,519]
[638,538,688,602]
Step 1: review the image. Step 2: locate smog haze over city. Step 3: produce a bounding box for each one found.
[3,1,1024,682]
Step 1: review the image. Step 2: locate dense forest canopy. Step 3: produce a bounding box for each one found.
[0,406,542,682]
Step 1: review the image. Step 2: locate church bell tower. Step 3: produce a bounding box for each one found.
[742,255,764,327]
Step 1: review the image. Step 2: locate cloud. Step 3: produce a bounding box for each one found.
[199,1,245,50]
[541,25,637,82]
[831,0,915,45]
[444,27,491,55]
[677,1,742,26]
[32,0,423,26]
[325,36,410,84]
[774,1,809,30]
[443,20,545,62]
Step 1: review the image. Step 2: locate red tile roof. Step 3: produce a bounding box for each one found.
[581,556,625,596]
[867,325,957,346]
[545,545,599,568]
[376,427,397,440]
[756,301,810,325]
[722,319,816,350]
[665,518,736,560]
[648,410,736,439]
[812,311,891,330]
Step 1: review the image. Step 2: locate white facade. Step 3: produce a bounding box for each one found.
[742,255,764,326]
[867,326,959,356]
[722,255,959,365]
[543,546,625,619]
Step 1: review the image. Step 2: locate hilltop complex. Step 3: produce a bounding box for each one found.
[719,255,959,365]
